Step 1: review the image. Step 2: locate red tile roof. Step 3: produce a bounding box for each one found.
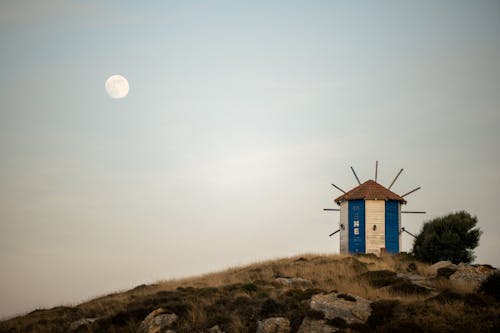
[335,180,406,204]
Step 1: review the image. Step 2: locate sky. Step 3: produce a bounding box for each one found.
[1,0,499,319]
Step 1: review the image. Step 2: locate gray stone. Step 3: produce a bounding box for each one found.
[274,277,313,289]
[310,292,372,325]
[68,318,97,331]
[256,317,291,333]
[396,273,435,290]
[297,318,338,333]
[137,308,178,333]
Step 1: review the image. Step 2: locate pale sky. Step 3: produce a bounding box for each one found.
[1,0,499,319]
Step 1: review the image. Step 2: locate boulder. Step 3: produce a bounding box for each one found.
[274,277,313,289]
[137,308,178,333]
[310,292,371,325]
[450,264,497,290]
[429,261,457,275]
[297,318,338,333]
[396,273,435,291]
[256,317,291,333]
[208,325,225,333]
[437,267,458,279]
[68,318,97,331]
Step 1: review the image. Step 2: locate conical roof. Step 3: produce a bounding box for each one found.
[335,180,406,204]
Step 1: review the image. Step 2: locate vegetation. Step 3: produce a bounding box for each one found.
[412,211,481,264]
[0,254,497,333]
[479,271,500,301]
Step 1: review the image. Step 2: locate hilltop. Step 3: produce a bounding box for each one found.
[0,253,498,333]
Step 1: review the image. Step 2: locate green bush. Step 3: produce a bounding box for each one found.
[412,211,481,264]
[241,283,257,293]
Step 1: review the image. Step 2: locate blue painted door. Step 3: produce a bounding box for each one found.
[385,200,399,253]
[348,200,365,253]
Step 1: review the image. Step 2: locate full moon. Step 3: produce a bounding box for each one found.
[105,75,129,99]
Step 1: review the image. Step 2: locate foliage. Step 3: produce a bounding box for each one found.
[241,283,257,293]
[359,270,400,287]
[412,211,481,264]
[3,253,498,333]
[479,271,500,301]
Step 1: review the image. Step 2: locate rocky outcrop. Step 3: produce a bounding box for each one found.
[137,308,178,333]
[429,261,457,275]
[396,273,435,291]
[297,318,338,333]
[429,261,458,278]
[256,317,291,333]
[310,292,372,325]
[68,318,97,331]
[274,277,313,289]
[450,264,497,290]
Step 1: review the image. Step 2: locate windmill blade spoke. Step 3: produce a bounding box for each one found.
[388,168,403,190]
[329,229,340,237]
[350,166,361,185]
[331,183,346,194]
[401,227,417,239]
[401,186,421,198]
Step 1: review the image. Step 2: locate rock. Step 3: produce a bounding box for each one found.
[437,267,457,279]
[68,318,97,331]
[396,273,434,290]
[297,318,338,333]
[137,308,178,333]
[310,292,372,325]
[386,279,433,295]
[450,264,497,290]
[429,261,457,275]
[208,325,225,333]
[256,317,291,333]
[274,277,312,289]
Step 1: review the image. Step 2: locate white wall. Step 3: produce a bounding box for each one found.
[339,201,348,253]
[365,200,385,254]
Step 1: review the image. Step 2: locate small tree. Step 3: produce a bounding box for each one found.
[412,211,481,264]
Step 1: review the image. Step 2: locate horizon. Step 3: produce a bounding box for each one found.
[1,0,500,319]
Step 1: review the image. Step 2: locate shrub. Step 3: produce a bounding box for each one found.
[341,257,369,273]
[259,299,284,317]
[360,270,400,287]
[241,283,257,293]
[412,211,481,264]
[366,299,401,328]
[388,280,431,296]
[479,271,500,301]
[407,262,417,272]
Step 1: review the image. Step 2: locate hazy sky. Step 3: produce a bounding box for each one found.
[1,0,499,319]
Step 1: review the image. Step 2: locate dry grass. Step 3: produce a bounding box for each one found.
[1,253,498,333]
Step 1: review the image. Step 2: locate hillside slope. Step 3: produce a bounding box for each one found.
[0,253,498,333]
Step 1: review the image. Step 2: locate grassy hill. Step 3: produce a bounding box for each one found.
[0,253,498,333]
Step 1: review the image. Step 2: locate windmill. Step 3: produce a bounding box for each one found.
[324,161,424,254]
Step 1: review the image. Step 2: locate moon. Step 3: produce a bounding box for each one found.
[105,75,129,99]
